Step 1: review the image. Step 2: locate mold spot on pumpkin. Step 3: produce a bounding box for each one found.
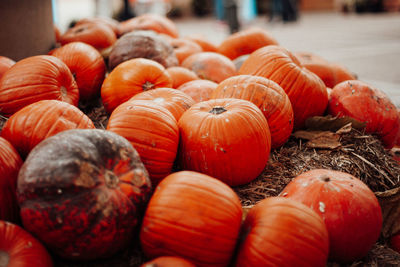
[0,251,10,266]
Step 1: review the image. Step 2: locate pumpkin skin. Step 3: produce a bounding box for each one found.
[0,220,53,267]
[76,16,121,37]
[390,233,400,254]
[0,56,15,79]
[239,45,328,129]
[1,100,95,159]
[184,34,218,52]
[140,171,243,267]
[107,100,179,186]
[130,87,195,121]
[182,52,237,83]
[328,80,399,149]
[50,42,106,101]
[217,27,279,60]
[0,55,79,117]
[280,169,382,263]
[60,22,117,51]
[177,79,218,103]
[101,58,172,114]
[169,38,203,64]
[211,75,293,149]
[166,66,199,88]
[141,256,196,267]
[0,138,23,223]
[178,98,271,186]
[17,129,152,260]
[235,197,329,267]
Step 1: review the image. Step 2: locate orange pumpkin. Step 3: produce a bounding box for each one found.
[50,42,106,101]
[177,79,218,103]
[239,45,328,129]
[75,16,121,37]
[166,66,199,88]
[0,56,15,79]
[0,55,79,117]
[211,75,293,149]
[169,38,203,64]
[107,100,179,185]
[130,87,195,121]
[101,58,172,113]
[184,34,218,52]
[140,171,242,267]
[217,27,279,60]
[182,52,236,83]
[141,256,196,267]
[1,100,95,159]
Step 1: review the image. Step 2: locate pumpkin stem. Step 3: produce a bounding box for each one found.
[142,81,155,91]
[209,106,227,115]
[0,251,10,266]
[104,170,119,189]
[320,176,331,182]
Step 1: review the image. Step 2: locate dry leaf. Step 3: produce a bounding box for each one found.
[305,115,366,131]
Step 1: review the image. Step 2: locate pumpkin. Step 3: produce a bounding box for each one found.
[0,220,53,267]
[390,233,400,254]
[177,79,218,103]
[141,256,196,267]
[0,55,79,117]
[239,45,328,129]
[166,66,199,88]
[235,197,329,267]
[183,34,218,52]
[119,13,179,38]
[50,41,106,101]
[130,87,195,121]
[178,98,271,186]
[101,58,172,114]
[295,51,356,88]
[60,22,117,51]
[17,129,152,260]
[328,80,399,149]
[1,100,95,159]
[211,75,294,149]
[0,138,23,223]
[140,171,242,267]
[108,30,179,70]
[107,100,179,186]
[169,38,203,64]
[54,24,62,43]
[75,16,121,37]
[280,169,382,263]
[217,27,279,60]
[0,56,15,79]
[182,52,237,83]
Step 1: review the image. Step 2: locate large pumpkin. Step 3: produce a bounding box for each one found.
[50,41,106,101]
[140,171,242,267]
[280,169,382,263]
[17,129,152,260]
[107,100,179,186]
[0,220,53,267]
[211,75,293,149]
[235,197,329,267]
[239,45,328,129]
[1,100,95,159]
[328,80,399,149]
[178,98,271,186]
[101,58,172,114]
[0,138,23,223]
[0,56,15,79]
[0,55,79,117]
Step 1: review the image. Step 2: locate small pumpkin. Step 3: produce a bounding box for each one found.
[1,100,95,159]
[390,232,400,254]
[0,55,79,117]
[183,34,217,52]
[0,220,53,267]
[17,129,152,260]
[130,87,195,121]
[0,56,15,79]
[178,98,271,186]
[182,52,237,83]
[169,38,203,64]
[140,171,242,267]
[75,16,121,37]
[0,138,23,223]
[328,80,399,148]
[141,256,196,267]
[101,58,172,113]
[280,169,382,263]
[235,197,329,267]
[50,41,106,101]
[239,45,328,129]
[107,100,179,185]
[166,66,199,88]
[211,75,293,149]
[177,79,218,103]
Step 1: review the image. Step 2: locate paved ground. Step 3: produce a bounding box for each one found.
[173,12,400,106]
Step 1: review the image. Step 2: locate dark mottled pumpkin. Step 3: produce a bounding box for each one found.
[17,129,151,260]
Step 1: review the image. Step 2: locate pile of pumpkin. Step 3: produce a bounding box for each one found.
[0,13,399,267]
